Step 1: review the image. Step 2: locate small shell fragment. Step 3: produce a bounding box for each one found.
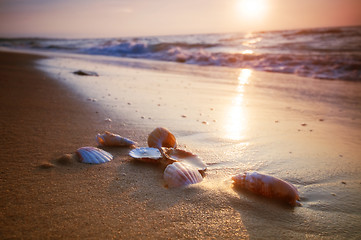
[76,147,113,164]
[129,147,161,163]
[96,131,137,147]
[164,148,207,171]
[164,162,203,188]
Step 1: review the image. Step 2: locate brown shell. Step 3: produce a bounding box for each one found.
[96,131,137,147]
[147,127,177,149]
[232,172,300,206]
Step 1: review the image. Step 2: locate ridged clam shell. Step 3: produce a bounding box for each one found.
[164,148,207,171]
[164,162,203,188]
[232,172,300,206]
[76,147,113,164]
[147,127,177,149]
[96,131,137,147]
[129,147,161,163]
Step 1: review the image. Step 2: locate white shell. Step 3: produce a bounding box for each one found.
[76,146,113,164]
[129,147,161,163]
[165,148,207,171]
[164,162,203,188]
[96,131,137,147]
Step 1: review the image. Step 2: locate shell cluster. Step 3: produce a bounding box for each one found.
[129,127,207,188]
[59,127,301,206]
[72,128,206,188]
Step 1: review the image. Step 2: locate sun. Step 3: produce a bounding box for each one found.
[238,0,267,19]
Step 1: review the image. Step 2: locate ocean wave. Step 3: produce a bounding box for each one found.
[80,36,361,81]
[85,39,221,56]
[1,26,360,81]
[293,28,343,36]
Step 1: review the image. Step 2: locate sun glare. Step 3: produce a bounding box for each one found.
[224,69,252,141]
[238,0,267,19]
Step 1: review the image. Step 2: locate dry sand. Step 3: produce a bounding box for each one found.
[0,51,248,239]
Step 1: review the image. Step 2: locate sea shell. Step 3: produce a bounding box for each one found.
[129,147,162,163]
[164,162,203,188]
[147,127,177,149]
[164,148,207,172]
[96,131,137,147]
[232,171,300,206]
[76,146,113,164]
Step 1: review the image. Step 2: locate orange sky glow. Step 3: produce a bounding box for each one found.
[0,0,360,38]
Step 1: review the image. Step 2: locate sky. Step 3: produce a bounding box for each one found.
[0,0,360,38]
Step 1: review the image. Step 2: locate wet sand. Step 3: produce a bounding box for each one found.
[1,50,361,239]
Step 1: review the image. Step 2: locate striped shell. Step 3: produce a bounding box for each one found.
[129,147,161,163]
[96,131,137,147]
[147,127,177,149]
[164,162,203,188]
[76,146,113,164]
[232,172,300,206]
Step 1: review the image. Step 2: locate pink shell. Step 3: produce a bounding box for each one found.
[164,162,203,188]
[232,172,300,206]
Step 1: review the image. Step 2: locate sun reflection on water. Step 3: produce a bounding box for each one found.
[224,69,252,141]
[241,49,254,55]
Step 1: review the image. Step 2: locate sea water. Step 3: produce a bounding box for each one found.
[1,25,360,81]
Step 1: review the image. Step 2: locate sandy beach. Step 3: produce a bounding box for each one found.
[1,50,361,239]
[0,51,249,239]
